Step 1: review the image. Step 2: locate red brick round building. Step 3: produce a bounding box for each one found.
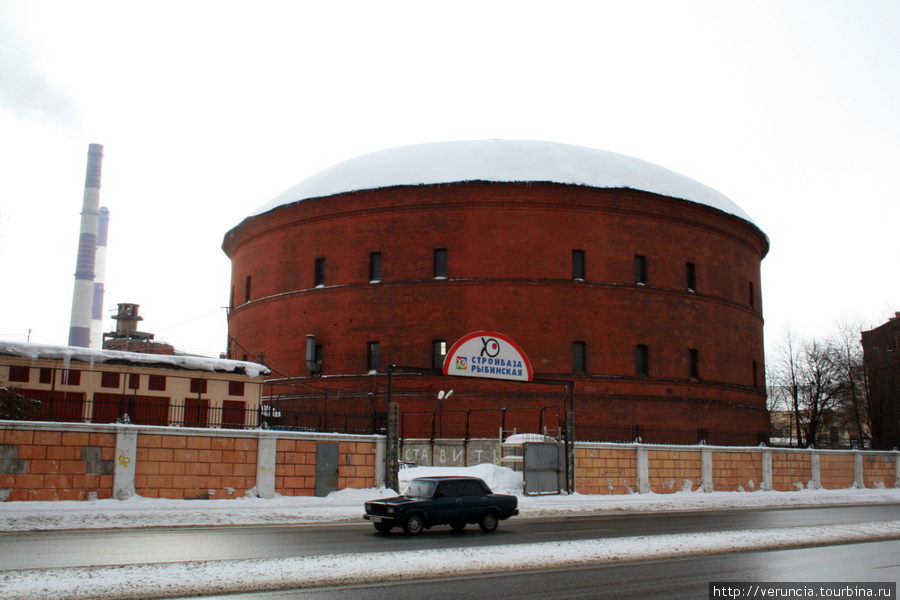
[223,140,769,443]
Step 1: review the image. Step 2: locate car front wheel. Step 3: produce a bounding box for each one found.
[479,511,499,533]
[403,513,425,536]
[374,522,392,533]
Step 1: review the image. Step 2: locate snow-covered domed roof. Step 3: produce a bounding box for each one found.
[250,140,756,224]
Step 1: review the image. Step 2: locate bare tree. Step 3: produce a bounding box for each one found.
[833,318,869,445]
[768,326,849,448]
[769,327,805,445]
[799,338,846,447]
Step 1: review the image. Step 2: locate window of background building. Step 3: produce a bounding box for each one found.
[314,257,326,287]
[244,275,251,302]
[752,360,759,389]
[148,375,166,391]
[101,372,120,389]
[8,365,29,383]
[749,281,756,308]
[572,250,585,280]
[190,378,208,394]
[367,341,380,372]
[62,370,81,386]
[369,252,382,283]
[228,381,245,396]
[129,373,140,390]
[434,248,448,279]
[686,262,696,291]
[689,349,700,379]
[573,341,586,372]
[39,368,52,384]
[635,345,649,378]
[635,255,647,285]
[433,340,447,370]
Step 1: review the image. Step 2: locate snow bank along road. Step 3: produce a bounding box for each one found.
[2,486,900,599]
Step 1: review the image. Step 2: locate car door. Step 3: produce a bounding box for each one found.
[430,481,461,525]
[457,479,488,520]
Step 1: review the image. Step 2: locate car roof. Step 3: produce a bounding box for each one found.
[409,476,485,482]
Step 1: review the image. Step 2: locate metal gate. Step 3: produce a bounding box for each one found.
[523,442,560,495]
[315,442,339,497]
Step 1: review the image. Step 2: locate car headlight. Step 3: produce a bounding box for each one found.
[386,506,397,515]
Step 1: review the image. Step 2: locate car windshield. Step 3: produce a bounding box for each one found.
[402,480,437,499]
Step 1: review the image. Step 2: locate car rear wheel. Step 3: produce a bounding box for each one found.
[479,511,499,533]
[374,522,392,533]
[403,513,425,536]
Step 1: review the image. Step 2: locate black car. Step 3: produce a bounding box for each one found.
[364,476,519,535]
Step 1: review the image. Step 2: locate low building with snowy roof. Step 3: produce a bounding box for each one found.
[0,340,270,428]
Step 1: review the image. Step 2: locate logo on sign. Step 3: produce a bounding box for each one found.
[455,357,468,370]
[480,338,500,358]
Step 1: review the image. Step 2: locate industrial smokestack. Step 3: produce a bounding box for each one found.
[67,143,103,348]
[90,206,110,348]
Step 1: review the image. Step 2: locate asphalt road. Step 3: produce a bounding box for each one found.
[2,504,899,571]
[192,540,900,600]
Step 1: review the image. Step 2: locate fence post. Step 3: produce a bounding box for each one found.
[113,425,138,500]
[810,451,822,489]
[701,447,713,492]
[636,445,650,494]
[256,434,276,499]
[853,451,864,489]
[761,449,773,491]
[894,453,900,489]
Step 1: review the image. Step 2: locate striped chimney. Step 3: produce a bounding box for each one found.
[68,143,103,348]
[90,206,110,348]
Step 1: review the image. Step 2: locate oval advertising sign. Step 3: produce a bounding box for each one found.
[442,331,533,382]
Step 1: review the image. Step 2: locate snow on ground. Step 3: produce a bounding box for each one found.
[2,464,900,599]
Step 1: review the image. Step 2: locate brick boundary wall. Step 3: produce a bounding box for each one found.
[575,444,899,495]
[2,421,898,501]
[2,421,383,501]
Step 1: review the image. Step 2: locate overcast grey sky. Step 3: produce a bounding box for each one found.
[0,0,897,359]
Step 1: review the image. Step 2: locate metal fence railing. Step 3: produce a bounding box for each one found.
[4,390,852,448]
[574,422,768,447]
[0,391,383,435]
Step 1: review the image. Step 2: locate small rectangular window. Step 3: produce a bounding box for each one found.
[39,368,52,384]
[62,370,81,386]
[190,378,208,394]
[367,341,380,372]
[635,345,649,378]
[573,341,586,372]
[369,252,382,282]
[433,340,447,370]
[148,374,166,391]
[572,250,585,280]
[686,262,696,291]
[129,373,140,390]
[749,281,755,308]
[434,248,448,279]
[635,255,647,285]
[689,349,700,380]
[228,381,245,397]
[100,372,120,389]
[314,258,326,287]
[753,360,759,389]
[8,365,30,383]
[244,275,252,302]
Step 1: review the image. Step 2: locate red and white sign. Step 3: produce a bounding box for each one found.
[442,331,533,382]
